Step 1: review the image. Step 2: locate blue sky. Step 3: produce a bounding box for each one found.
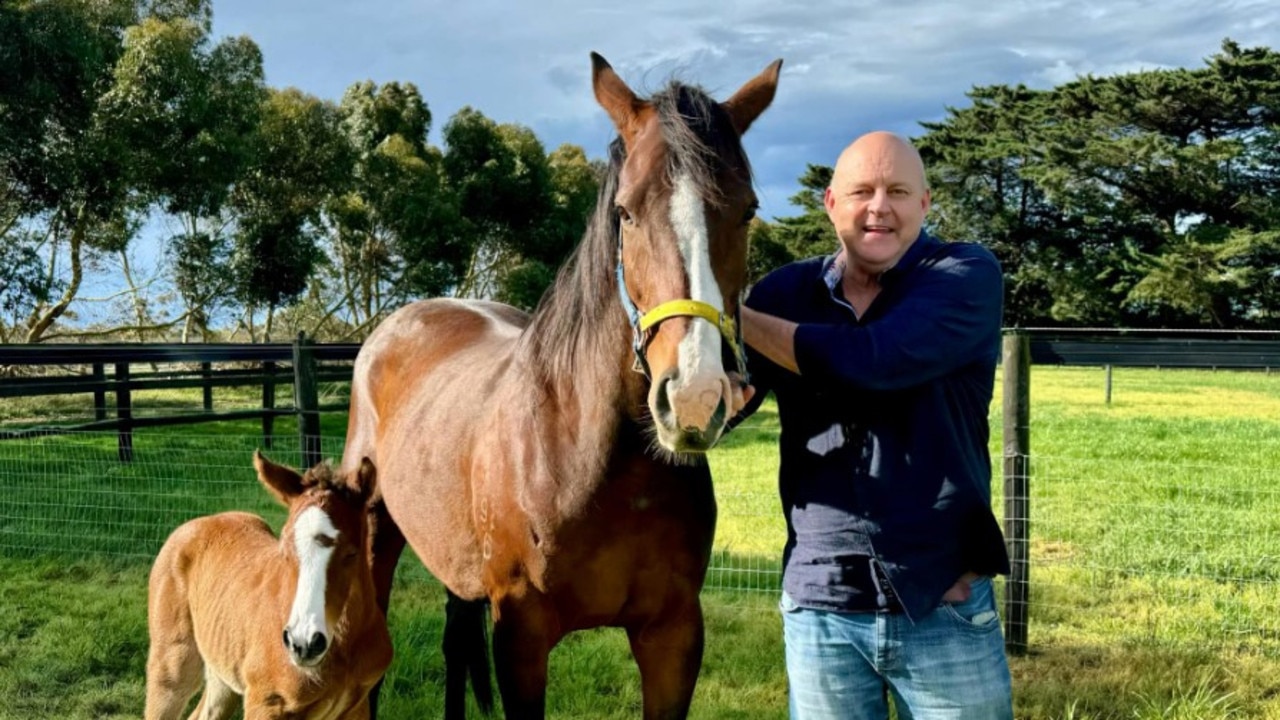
[210,0,1279,221]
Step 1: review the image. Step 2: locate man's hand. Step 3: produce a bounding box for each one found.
[727,372,755,417]
[941,571,981,603]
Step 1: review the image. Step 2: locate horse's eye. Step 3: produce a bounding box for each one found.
[743,203,759,226]
[617,204,634,226]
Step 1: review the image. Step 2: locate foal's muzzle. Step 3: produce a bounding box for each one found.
[283,628,329,667]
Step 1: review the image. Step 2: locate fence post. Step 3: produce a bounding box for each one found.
[201,361,214,412]
[115,362,134,463]
[262,360,276,449]
[292,333,321,469]
[1105,364,1113,406]
[92,363,107,421]
[1002,332,1030,654]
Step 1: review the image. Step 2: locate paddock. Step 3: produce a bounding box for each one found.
[2,332,1280,718]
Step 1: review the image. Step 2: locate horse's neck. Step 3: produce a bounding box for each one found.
[517,290,649,480]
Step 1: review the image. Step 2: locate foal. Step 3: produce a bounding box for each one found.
[145,451,392,720]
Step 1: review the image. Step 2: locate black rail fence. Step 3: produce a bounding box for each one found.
[0,333,361,468]
[4,327,1280,655]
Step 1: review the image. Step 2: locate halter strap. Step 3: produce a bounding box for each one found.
[615,227,749,381]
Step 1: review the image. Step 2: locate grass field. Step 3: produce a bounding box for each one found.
[2,366,1280,718]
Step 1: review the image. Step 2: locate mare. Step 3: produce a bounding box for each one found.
[145,451,392,720]
[344,52,782,720]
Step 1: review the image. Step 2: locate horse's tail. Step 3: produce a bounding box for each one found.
[444,588,495,718]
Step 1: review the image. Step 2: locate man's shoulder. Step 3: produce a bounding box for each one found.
[751,254,830,297]
[928,238,1000,268]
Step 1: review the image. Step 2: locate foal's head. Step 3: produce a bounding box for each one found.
[253,450,376,669]
[592,53,781,454]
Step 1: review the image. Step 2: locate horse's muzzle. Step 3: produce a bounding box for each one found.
[283,628,329,667]
[650,369,729,454]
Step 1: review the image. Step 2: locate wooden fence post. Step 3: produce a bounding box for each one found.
[92,363,107,421]
[115,362,133,463]
[292,333,321,469]
[262,360,276,449]
[1002,332,1030,654]
[201,361,214,412]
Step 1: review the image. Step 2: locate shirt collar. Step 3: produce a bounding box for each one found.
[819,229,940,295]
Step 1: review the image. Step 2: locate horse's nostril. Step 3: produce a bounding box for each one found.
[308,633,328,659]
[654,375,674,421]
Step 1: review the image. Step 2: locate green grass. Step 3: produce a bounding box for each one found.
[3,366,1280,718]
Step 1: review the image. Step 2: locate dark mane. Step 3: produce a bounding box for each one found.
[302,460,352,495]
[520,80,752,386]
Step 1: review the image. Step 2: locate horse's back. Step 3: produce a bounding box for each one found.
[345,298,529,469]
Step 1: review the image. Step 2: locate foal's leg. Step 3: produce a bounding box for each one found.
[366,498,407,720]
[145,565,204,720]
[143,637,203,720]
[490,589,556,720]
[189,671,238,720]
[626,595,705,720]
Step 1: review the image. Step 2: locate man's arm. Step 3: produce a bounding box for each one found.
[741,306,800,375]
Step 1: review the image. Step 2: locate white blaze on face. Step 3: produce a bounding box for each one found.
[667,172,727,428]
[288,505,336,650]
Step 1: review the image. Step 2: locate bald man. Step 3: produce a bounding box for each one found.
[734,132,1014,720]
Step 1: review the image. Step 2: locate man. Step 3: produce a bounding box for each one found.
[735,131,1013,719]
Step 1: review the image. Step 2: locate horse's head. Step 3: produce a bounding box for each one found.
[253,450,377,669]
[592,53,781,454]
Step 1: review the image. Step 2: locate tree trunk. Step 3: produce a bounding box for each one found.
[25,210,86,344]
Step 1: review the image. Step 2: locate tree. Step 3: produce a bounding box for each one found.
[230,87,351,341]
[917,39,1280,328]
[1,0,269,342]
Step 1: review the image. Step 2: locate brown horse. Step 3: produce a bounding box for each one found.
[344,52,781,720]
[145,451,392,720]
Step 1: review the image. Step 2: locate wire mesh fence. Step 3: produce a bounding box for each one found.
[3,364,1280,656]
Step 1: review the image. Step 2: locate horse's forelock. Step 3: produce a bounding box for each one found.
[653,82,752,206]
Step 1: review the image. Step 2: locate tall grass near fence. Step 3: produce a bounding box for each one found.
[3,367,1280,718]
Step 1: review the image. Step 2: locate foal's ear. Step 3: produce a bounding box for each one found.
[253,449,305,506]
[722,58,783,137]
[591,52,646,141]
[352,456,378,501]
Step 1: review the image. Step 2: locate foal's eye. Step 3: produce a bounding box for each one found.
[743,202,759,226]
[616,204,634,226]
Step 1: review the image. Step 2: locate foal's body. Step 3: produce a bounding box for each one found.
[146,455,391,720]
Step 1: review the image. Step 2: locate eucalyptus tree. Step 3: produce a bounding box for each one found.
[321,80,461,335]
[229,87,351,341]
[0,0,267,342]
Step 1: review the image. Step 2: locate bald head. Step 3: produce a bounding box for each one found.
[832,131,927,192]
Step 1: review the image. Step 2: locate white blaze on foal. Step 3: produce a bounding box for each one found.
[286,505,338,667]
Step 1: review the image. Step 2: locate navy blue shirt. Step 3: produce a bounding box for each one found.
[738,230,1010,620]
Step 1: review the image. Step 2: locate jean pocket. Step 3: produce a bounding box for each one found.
[940,577,1001,631]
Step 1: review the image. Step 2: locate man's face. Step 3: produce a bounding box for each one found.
[824,139,931,274]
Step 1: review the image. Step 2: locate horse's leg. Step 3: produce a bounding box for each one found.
[444,589,495,719]
[145,568,203,720]
[490,590,555,720]
[187,670,238,720]
[365,498,407,720]
[143,638,202,720]
[626,595,705,720]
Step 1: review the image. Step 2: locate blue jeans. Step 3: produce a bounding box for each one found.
[780,577,1013,720]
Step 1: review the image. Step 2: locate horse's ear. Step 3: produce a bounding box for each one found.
[253,449,305,506]
[722,58,783,137]
[353,456,377,501]
[591,52,645,140]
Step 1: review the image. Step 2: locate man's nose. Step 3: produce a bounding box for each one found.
[867,189,891,214]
